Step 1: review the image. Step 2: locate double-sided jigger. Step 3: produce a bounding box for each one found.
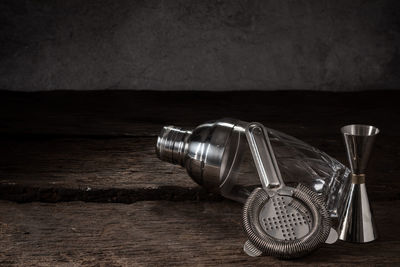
[338,124,380,243]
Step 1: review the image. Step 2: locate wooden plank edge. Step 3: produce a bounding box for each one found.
[0,184,222,203]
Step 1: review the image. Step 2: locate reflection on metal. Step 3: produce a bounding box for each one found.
[338,124,379,243]
[156,118,351,217]
[242,123,332,259]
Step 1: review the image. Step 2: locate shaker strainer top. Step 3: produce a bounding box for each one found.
[242,123,332,259]
[258,194,312,241]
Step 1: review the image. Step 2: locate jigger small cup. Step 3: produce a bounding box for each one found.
[338,124,379,243]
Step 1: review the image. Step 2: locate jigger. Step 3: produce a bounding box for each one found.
[338,124,379,243]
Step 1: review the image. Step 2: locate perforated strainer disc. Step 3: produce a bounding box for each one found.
[243,185,331,259]
[259,194,312,241]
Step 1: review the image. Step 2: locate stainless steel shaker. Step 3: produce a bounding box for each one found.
[156,118,351,217]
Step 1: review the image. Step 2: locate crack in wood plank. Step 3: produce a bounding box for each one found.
[0,184,222,203]
[0,91,399,204]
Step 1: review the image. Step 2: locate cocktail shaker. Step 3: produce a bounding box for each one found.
[156,118,351,218]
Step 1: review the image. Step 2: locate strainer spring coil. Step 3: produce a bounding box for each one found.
[242,184,331,259]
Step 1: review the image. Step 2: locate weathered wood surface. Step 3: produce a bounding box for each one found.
[1,90,400,137]
[0,91,399,203]
[0,136,398,203]
[1,200,399,266]
[0,91,399,265]
[0,137,210,203]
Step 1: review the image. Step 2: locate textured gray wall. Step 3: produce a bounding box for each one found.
[1,0,399,91]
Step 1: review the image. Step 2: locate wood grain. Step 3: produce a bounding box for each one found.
[1,90,399,137]
[0,91,399,202]
[0,91,399,265]
[1,200,399,266]
[0,135,398,203]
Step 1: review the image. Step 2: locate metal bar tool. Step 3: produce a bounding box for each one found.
[242,123,333,259]
[338,124,379,243]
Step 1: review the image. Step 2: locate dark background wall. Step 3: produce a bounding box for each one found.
[1,0,399,91]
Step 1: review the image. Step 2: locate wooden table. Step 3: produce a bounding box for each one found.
[0,90,399,266]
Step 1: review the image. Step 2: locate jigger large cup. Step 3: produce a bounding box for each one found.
[338,124,379,243]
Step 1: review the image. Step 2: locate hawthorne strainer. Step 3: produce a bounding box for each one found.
[242,122,332,259]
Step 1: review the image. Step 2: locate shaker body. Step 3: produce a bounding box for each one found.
[156,119,350,218]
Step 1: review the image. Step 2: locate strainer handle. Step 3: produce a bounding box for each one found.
[245,122,284,190]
